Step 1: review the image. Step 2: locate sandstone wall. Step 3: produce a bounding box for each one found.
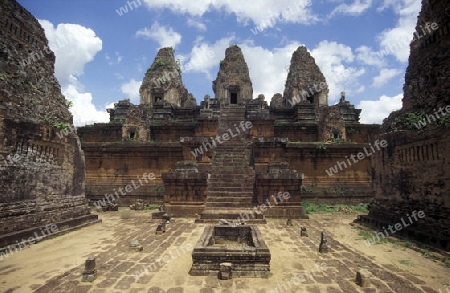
[0,0,97,248]
[82,143,183,205]
[366,0,450,250]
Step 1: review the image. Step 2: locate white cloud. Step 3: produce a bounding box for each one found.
[240,42,303,98]
[372,68,402,87]
[143,0,317,28]
[121,79,142,103]
[181,38,368,103]
[181,37,302,98]
[136,21,182,48]
[187,18,207,31]
[310,40,365,102]
[115,52,123,64]
[39,19,109,126]
[63,84,109,126]
[142,0,212,16]
[377,0,421,63]
[39,20,102,86]
[330,0,372,17]
[349,0,420,68]
[181,37,234,79]
[355,45,385,67]
[357,94,403,124]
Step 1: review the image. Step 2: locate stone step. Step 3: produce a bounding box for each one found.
[207,186,253,191]
[213,155,248,159]
[212,159,249,163]
[219,113,246,117]
[213,159,249,166]
[207,190,253,195]
[210,166,251,171]
[219,111,246,116]
[205,191,254,197]
[198,209,266,221]
[195,218,266,224]
[215,145,250,149]
[207,179,254,184]
[210,173,253,177]
[206,196,254,202]
[207,186,254,191]
[213,153,247,157]
[209,168,253,174]
[200,208,263,216]
[207,180,254,186]
[205,201,253,208]
[211,158,250,162]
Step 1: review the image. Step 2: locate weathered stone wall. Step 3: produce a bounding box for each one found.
[366,0,450,250]
[254,141,374,201]
[77,123,123,143]
[0,0,98,248]
[82,143,182,205]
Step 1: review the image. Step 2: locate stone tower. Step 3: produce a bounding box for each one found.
[0,0,98,248]
[139,47,189,108]
[283,46,328,108]
[212,45,253,105]
[362,0,450,250]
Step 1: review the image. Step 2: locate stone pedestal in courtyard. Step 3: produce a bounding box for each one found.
[189,225,270,278]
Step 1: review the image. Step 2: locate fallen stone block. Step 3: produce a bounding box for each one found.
[356,269,371,287]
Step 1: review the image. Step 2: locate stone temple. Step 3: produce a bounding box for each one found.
[1,0,449,291]
[78,45,379,222]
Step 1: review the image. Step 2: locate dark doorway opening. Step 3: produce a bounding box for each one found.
[230,92,238,104]
[154,96,162,103]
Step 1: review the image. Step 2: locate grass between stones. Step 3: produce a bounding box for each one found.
[302,202,369,214]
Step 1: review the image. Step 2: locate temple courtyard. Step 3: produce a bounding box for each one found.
[0,210,448,293]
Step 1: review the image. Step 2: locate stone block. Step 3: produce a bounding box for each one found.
[319,231,328,253]
[301,227,308,237]
[156,221,166,234]
[129,240,143,252]
[356,269,371,287]
[81,257,97,282]
[219,262,233,280]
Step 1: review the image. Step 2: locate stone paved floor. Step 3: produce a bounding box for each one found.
[3,211,448,293]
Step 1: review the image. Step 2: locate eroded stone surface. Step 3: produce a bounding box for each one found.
[362,0,450,251]
[139,47,190,108]
[282,46,329,108]
[213,45,253,105]
[0,0,98,249]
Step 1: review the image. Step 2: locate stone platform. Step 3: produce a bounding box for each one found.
[189,225,270,277]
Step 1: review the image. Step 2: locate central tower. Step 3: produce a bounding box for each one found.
[212,45,253,105]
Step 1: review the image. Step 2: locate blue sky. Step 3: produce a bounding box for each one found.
[17,0,423,126]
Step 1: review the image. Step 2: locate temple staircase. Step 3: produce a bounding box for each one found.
[197,106,265,223]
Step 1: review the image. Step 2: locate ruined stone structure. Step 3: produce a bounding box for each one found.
[139,47,191,108]
[189,225,271,278]
[360,0,450,250]
[213,46,253,105]
[78,44,379,220]
[0,0,98,248]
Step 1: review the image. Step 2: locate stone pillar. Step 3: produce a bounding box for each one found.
[81,257,97,282]
[319,231,328,253]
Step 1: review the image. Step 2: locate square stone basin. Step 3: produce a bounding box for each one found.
[189,225,271,278]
